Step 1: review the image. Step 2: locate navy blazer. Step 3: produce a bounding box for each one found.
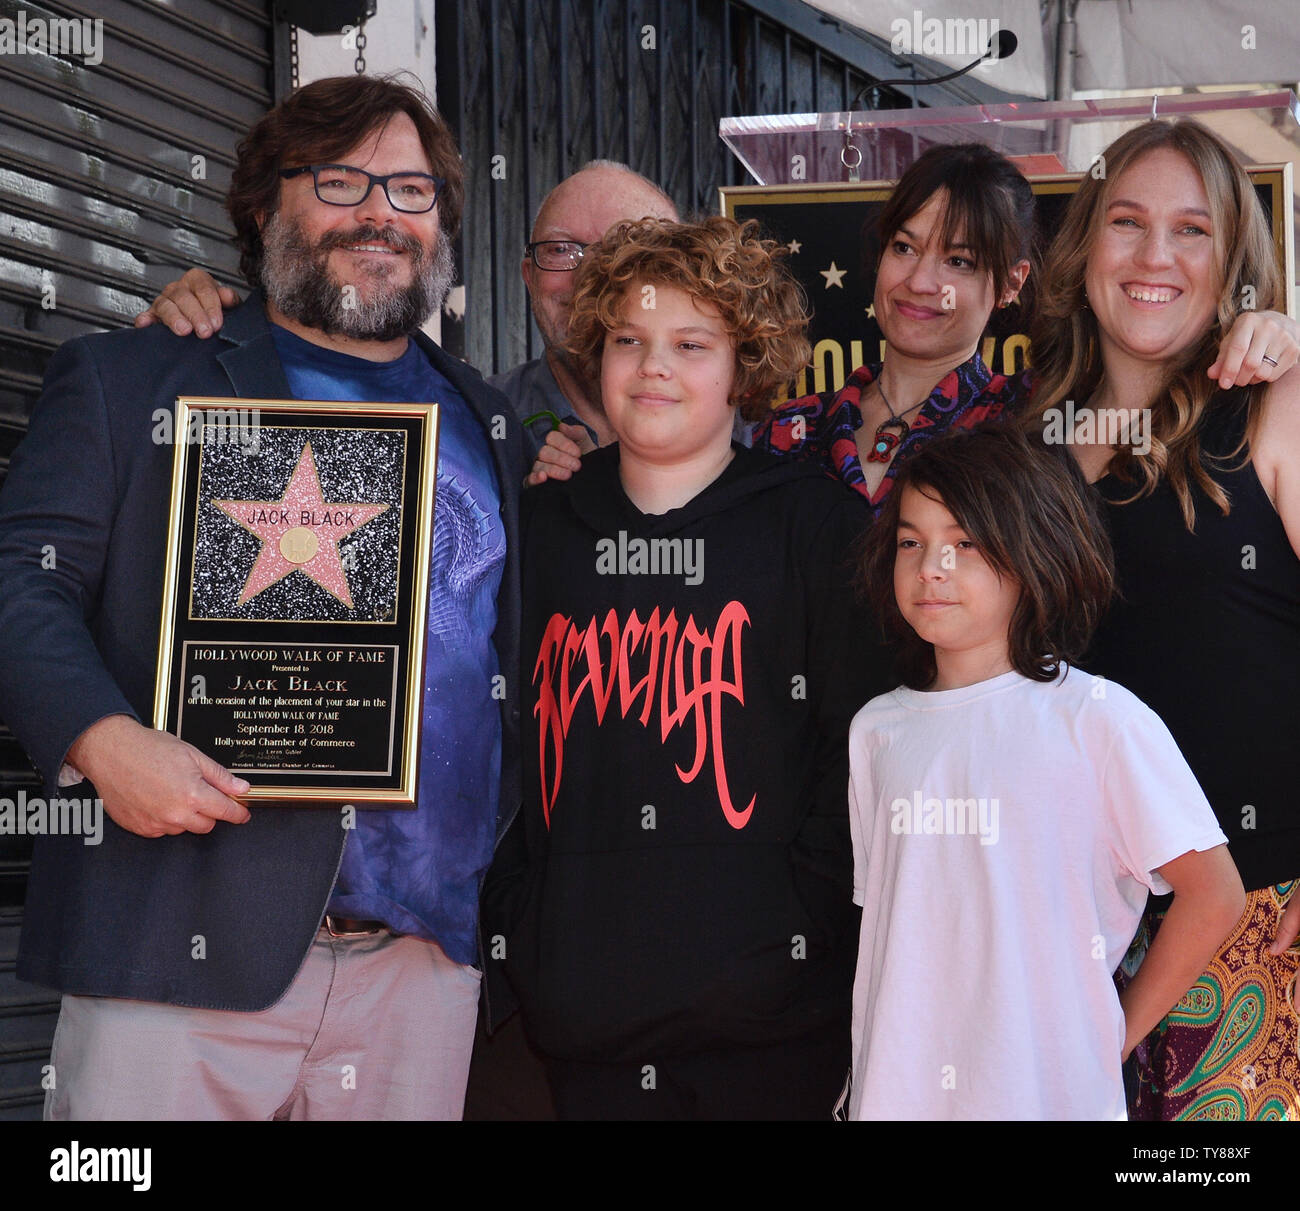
[0,294,523,1010]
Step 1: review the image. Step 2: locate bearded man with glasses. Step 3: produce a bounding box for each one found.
[0,74,525,1121]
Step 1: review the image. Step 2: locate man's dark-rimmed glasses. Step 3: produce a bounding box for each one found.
[525,241,589,272]
[279,164,445,214]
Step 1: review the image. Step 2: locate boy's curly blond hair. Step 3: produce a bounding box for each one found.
[564,216,810,422]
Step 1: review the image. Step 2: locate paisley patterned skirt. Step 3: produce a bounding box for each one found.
[1123,881,1300,1120]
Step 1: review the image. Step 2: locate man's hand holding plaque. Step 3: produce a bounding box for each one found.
[66,714,251,837]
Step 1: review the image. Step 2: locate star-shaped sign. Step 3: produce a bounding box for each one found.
[213,442,388,609]
[865,302,876,319]
[820,261,846,289]
[787,239,802,254]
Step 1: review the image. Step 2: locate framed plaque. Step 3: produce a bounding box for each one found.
[153,397,439,807]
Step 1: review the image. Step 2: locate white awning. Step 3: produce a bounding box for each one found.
[799,0,1298,99]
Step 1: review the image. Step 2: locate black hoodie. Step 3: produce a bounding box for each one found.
[486,443,888,1063]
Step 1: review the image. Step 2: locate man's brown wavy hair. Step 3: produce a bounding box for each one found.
[857,425,1114,690]
[565,216,811,422]
[1022,119,1281,529]
[226,73,465,287]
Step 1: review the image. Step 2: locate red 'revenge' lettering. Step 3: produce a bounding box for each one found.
[534,603,753,829]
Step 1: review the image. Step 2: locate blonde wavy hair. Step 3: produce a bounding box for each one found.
[565,216,810,423]
[1024,119,1281,528]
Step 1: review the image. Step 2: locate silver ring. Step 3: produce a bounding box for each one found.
[1262,354,1279,367]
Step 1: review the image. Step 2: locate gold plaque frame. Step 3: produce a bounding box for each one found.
[153,396,440,807]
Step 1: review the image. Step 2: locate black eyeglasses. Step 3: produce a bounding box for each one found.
[280,164,445,214]
[525,240,590,271]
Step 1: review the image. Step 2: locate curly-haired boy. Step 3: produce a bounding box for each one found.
[485,217,888,1120]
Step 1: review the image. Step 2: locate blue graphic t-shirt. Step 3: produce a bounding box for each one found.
[270,323,505,965]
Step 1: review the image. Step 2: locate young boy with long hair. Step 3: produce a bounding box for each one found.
[846,426,1244,1119]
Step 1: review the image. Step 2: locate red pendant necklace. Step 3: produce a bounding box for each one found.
[866,378,927,463]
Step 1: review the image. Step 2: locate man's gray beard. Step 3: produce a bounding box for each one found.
[259,212,455,342]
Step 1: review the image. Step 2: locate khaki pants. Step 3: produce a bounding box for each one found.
[45,926,481,1121]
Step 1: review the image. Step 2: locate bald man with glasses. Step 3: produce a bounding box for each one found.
[492,161,677,461]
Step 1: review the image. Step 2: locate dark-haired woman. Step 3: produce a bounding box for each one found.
[752,142,1296,514]
[1023,118,1300,1120]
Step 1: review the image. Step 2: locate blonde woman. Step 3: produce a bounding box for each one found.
[1025,118,1300,1121]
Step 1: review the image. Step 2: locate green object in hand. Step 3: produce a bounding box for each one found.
[523,410,561,433]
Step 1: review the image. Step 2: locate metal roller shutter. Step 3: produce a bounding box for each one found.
[0,0,283,1119]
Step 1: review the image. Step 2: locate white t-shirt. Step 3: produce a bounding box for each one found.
[847,665,1227,1121]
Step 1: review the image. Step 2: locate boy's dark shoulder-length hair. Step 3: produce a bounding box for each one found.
[858,425,1115,690]
[227,72,464,287]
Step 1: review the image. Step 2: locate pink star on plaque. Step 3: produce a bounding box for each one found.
[212,441,388,609]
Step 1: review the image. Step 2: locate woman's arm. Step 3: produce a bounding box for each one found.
[1247,365,1300,953]
[1250,365,1300,559]
[1119,845,1244,1060]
